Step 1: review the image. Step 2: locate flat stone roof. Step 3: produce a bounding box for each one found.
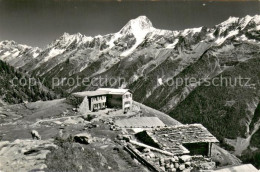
[115,117,165,128]
[97,88,130,95]
[72,90,108,97]
[150,124,219,144]
[72,88,131,98]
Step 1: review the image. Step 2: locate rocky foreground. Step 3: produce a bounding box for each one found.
[0,99,242,172]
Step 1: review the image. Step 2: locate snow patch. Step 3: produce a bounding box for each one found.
[220,17,239,27]
[208,32,215,39]
[166,39,179,49]
[79,63,89,72]
[19,44,30,49]
[158,78,163,86]
[2,51,11,58]
[252,15,260,24]
[182,27,202,37]
[12,50,20,57]
[107,32,122,48]
[240,15,253,30]
[239,35,248,41]
[44,48,65,62]
[191,27,203,33]
[33,52,39,58]
[215,30,239,45]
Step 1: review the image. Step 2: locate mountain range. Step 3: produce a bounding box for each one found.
[0,15,259,167]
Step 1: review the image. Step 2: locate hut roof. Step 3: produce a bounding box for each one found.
[150,124,219,144]
[97,88,131,95]
[115,117,165,128]
[72,90,108,97]
[136,124,218,155]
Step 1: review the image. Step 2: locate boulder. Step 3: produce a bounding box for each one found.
[146,155,151,159]
[31,130,41,140]
[197,161,216,170]
[159,166,165,172]
[165,158,171,164]
[74,133,93,144]
[117,134,123,140]
[185,162,191,167]
[180,155,192,162]
[159,158,165,166]
[179,164,185,171]
[149,153,155,158]
[174,163,179,169]
[143,148,150,153]
[122,135,131,142]
[170,157,177,163]
[165,163,170,169]
[168,167,176,172]
[169,163,174,169]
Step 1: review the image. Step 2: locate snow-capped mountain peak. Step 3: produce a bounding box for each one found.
[120,16,154,34]
[49,32,92,49]
[119,16,155,57]
[0,40,32,50]
[0,40,42,68]
[219,16,239,27]
[216,15,260,32]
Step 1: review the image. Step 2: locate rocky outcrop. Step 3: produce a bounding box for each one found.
[74,132,94,144]
[0,139,56,172]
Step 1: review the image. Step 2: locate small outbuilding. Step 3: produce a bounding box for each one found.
[136,124,218,157]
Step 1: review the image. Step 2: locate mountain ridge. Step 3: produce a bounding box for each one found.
[0,15,260,167]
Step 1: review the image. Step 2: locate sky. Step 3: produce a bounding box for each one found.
[0,0,259,48]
